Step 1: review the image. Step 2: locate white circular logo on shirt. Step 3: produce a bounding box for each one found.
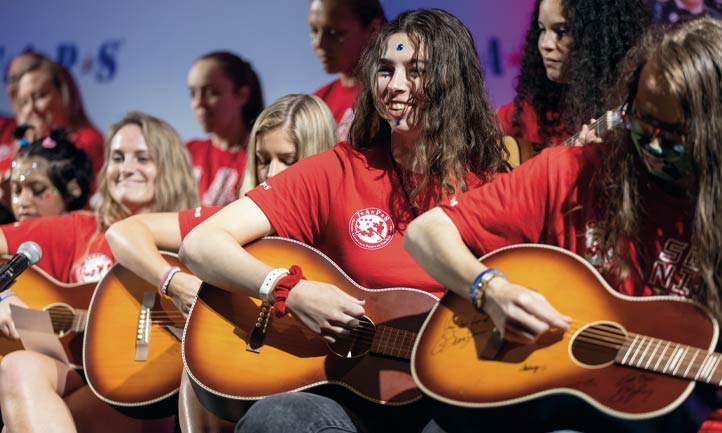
[348,208,395,250]
[73,253,114,283]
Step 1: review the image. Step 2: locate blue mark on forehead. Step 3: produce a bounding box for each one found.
[396,43,404,51]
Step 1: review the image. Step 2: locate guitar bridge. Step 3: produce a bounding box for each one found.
[135,292,155,361]
[246,302,272,353]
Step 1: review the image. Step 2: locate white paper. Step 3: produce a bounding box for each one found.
[10,305,69,364]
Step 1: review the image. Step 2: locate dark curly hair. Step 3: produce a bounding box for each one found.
[349,9,508,206]
[12,126,93,210]
[511,0,650,146]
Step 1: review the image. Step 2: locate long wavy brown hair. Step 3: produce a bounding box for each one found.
[349,8,508,205]
[600,18,722,317]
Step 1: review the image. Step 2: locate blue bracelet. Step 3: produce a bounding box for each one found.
[470,269,507,308]
[0,291,16,302]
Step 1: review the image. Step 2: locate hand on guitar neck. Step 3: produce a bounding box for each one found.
[570,117,604,147]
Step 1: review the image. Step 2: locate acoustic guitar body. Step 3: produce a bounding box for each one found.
[412,244,717,419]
[183,237,438,421]
[83,253,187,416]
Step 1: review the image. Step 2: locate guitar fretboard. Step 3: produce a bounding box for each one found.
[562,109,622,147]
[370,325,417,360]
[616,334,722,385]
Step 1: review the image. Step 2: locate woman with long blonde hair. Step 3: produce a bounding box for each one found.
[0,111,198,433]
[105,94,336,433]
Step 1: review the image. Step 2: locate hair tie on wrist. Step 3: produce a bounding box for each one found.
[159,267,181,298]
[273,265,305,318]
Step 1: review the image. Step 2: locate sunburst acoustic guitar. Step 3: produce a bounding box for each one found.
[0,257,94,369]
[83,253,187,416]
[182,237,439,421]
[412,244,718,419]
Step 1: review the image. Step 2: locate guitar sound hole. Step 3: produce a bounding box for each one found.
[46,304,74,337]
[570,322,626,368]
[328,316,375,359]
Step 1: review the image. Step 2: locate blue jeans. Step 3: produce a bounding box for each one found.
[235,393,356,433]
[235,392,430,433]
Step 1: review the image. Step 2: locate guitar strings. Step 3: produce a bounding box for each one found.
[510,317,716,378]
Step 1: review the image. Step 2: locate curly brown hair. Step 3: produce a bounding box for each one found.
[349,8,508,205]
[511,0,650,146]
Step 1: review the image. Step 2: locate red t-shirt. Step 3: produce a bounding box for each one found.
[186,138,246,207]
[178,206,222,240]
[2,211,114,283]
[0,117,17,174]
[314,79,358,141]
[246,140,487,299]
[441,144,697,298]
[497,101,570,148]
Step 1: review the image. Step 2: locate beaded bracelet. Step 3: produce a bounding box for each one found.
[470,268,507,312]
[259,268,289,302]
[0,291,16,302]
[159,267,182,297]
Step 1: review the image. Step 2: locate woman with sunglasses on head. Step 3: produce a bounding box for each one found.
[405,18,722,433]
[15,58,104,189]
[181,9,509,433]
[498,0,649,156]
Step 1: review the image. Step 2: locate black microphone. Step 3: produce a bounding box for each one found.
[0,241,42,293]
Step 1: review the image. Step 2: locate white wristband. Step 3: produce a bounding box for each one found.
[259,268,288,302]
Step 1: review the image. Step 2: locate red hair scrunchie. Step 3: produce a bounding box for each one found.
[273,265,305,318]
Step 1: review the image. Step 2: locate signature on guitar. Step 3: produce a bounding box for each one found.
[431,315,491,356]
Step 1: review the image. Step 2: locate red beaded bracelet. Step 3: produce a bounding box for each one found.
[273,265,305,318]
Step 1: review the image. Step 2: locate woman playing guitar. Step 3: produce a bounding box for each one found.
[405,18,722,433]
[180,9,509,433]
[0,112,199,433]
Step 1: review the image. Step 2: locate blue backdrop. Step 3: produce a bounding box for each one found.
[0,0,534,140]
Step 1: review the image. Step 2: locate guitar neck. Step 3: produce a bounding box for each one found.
[563,109,621,147]
[616,334,722,385]
[369,325,418,360]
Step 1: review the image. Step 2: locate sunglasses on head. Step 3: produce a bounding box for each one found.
[621,103,687,157]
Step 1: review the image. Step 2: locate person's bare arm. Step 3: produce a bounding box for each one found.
[404,207,570,342]
[180,197,365,343]
[106,213,201,314]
